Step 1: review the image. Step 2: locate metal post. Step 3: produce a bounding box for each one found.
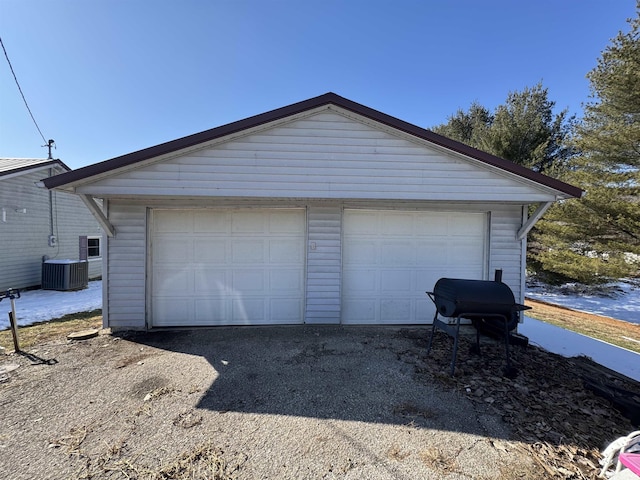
[3,289,21,352]
[8,311,20,353]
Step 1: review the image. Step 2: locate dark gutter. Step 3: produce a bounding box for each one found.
[42,93,583,198]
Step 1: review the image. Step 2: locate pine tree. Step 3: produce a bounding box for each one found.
[431,102,492,148]
[432,13,640,285]
[486,84,575,175]
[431,83,574,175]
[532,7,640,283]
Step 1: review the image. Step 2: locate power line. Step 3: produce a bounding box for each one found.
[0,36,48,145]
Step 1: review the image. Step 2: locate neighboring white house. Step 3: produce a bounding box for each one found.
[43,93,582,330]
[0,158,103,291]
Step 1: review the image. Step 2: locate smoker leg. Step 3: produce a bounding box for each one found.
[470,325,482,355]
[504,317,510,366]
[425,311,439,356]
[450,316,462,376]
[503,315,517,378]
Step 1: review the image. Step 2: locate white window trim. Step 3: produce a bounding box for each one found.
[87,236,101,259]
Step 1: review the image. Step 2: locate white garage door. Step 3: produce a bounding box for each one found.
[342,209,487,324]
[151,208,305,327]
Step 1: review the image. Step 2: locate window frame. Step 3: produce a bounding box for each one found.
[87,236,101,259]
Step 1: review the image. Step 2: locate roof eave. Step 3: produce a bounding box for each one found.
[42,94,343,190]
[42,92,584,199]
[1,159,70,179]
[329,99,584,199]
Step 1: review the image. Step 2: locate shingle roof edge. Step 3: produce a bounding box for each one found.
[1,158,70,177]
[42,92,583,198]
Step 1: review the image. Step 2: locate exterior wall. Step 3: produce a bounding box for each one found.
[105,201,146,329]
[105,199,524,329]
[487,204,525,302]
[52,188,103,280]
[305,206,342,324]
[76,110,559,203]
[0,169,103,290]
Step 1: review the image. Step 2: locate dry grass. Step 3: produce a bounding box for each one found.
[49,425,90,456]
[74,439,243,480]
[525,298,640,353]
[419,447,457,473]
[0,310,102,351]
[48,405,243,479]
[173,410,204,429]
[148,441,244,480]
[386,444,411,461]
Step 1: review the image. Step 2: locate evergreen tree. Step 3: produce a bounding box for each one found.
[532,7,640,283]
[432,9,640,284]
[432,83,574,175]
[486,84,575,175]
[431,102,492,148]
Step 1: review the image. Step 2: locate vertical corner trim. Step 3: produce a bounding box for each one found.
[79,194,115,237]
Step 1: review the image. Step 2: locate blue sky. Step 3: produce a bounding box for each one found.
[0,0,636,170]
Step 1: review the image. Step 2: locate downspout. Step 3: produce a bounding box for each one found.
[48,168,54,238]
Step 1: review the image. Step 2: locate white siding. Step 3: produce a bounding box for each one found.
[106,201,146,329]
[53,191,103,279]
[305,206,342,324]
[76,110,559,202]
[488,204,526,302]
[0,169,103,290]
[103,199,525,329]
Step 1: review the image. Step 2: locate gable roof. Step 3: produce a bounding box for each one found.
[42,93,583,198]
[1,158,70,178]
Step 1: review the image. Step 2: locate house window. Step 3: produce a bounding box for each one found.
[88,237,101,258]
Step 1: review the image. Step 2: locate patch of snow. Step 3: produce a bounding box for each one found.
[526,278,640,324]
[0,281,102,330]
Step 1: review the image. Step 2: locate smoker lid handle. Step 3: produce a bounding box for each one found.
[425,291,436,304]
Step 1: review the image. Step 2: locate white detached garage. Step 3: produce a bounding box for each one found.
[43,93,582,330]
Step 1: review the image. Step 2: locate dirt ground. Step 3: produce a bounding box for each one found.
[0,325,638,480]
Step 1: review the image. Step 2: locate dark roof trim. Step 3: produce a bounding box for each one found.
[43,93,583,198]
[1,159,70,178]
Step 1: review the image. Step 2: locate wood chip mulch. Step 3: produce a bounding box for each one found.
[396,328,640,480]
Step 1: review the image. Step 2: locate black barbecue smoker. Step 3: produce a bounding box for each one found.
[425,274,530,377]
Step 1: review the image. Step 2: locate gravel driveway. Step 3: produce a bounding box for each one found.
[0,326,538,479]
